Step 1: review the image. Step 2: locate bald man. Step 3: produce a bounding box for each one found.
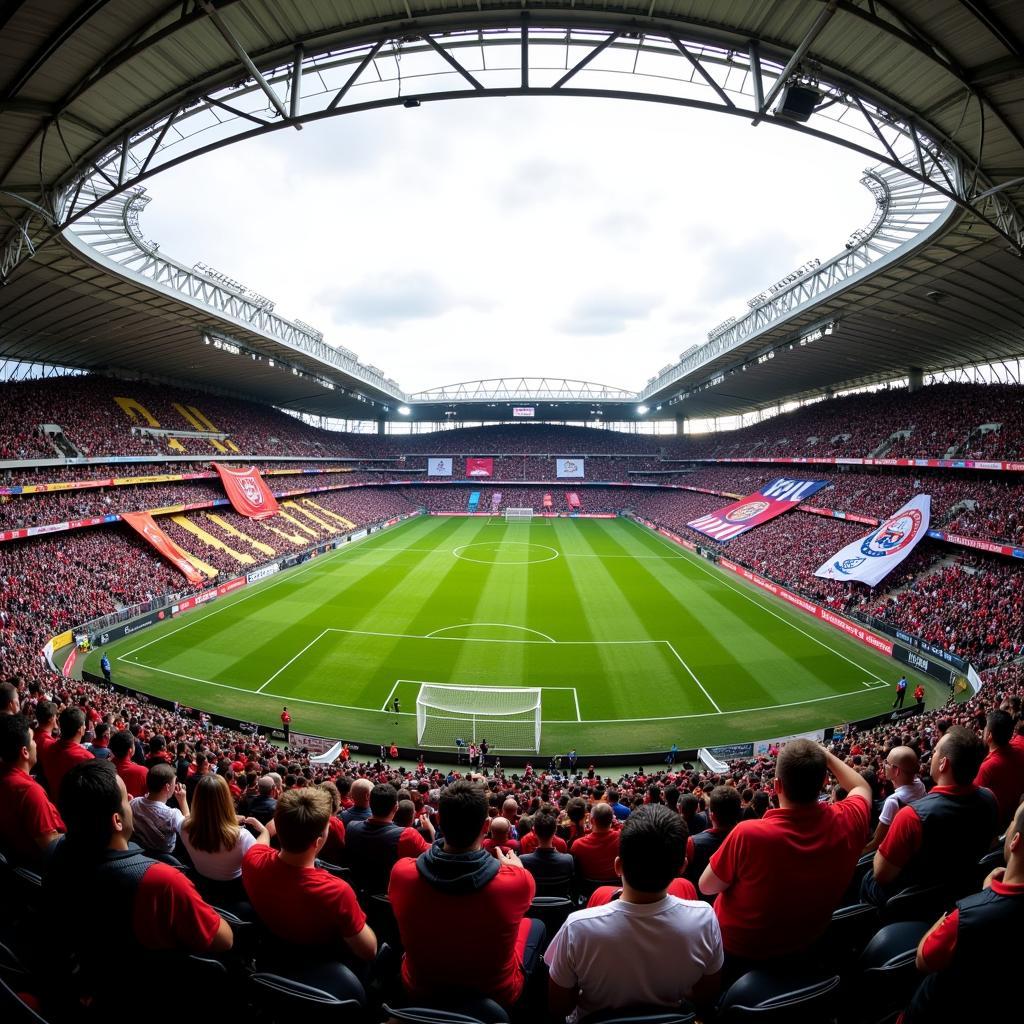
[483,817,521,857]
[342,778,373,826]
[864,746,926,853]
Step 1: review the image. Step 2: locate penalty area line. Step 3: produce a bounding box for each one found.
[663,641,721,713]
[256,629,329,693]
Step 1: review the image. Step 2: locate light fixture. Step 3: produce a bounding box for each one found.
[637,405,649,415]
[398,406,411,415]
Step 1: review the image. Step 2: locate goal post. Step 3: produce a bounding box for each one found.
[505,507,533,523]
[415,684,542,752]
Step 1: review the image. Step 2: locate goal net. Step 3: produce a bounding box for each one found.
[416,684,542,752]
[505,508,533,523]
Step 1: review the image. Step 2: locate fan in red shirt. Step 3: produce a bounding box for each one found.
[701,740,870,970]
[974,709,1024,827]
[44,760,231,1003]
[280,707,291,742]
[572,802,621,881]
[243,787,376,961]
[42,707,94,799]
[389,780,544,1009]
[0,714,64,864]
[482,816,521,857]
[110,729,148,798]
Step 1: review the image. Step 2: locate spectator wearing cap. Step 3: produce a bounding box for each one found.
[686,785,742,885]
[700,741,870,971]
[0,714,64,865]
[905,800,1024,1022]
[974,709,1024,828]
[864,746,926,853]
[344,783,432,894]
[546,804,723,1021]
[42,706,94,798]
[242,787,376,959]
[389,780,544,1008]
[863,726,998,905]
[44,759,231,1000]
[571,802,620,881]
[110,729,148,798]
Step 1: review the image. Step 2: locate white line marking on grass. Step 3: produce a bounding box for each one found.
[625,518,887,684]
[573,688,581,722]
[452,542,559,565]
[324,626,663,647]
[256,629,329,693]
[425,622,556,642]
[119,518,421,659]
[381,679,401,711]
[663,642,721,713]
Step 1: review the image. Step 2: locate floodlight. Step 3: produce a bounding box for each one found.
[398,406,411,415]
[637,405,649,414]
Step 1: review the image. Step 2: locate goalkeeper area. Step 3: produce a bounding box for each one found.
[87,515,941,755]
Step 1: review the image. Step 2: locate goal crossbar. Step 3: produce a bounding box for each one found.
[416,683,541,752]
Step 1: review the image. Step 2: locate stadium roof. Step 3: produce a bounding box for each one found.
[1,1,1023,420]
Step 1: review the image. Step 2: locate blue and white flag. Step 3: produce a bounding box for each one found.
[814,494,931,587]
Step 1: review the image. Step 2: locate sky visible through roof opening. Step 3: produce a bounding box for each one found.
[143,96,874,394]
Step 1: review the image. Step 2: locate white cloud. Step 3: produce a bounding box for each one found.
[141,97,873,394]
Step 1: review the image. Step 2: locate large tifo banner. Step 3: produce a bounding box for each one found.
[815,494,931,587]
[122,511,206,585]
[213,463,280,519]
[427,458,452,477]
[466,457,493,478]
[556,458,585,478]
[687,477,830,542]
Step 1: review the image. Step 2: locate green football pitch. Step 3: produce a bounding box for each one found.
[87,515,942,756]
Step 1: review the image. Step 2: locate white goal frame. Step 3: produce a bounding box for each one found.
[505,507,534,523]
[415,683,542,752]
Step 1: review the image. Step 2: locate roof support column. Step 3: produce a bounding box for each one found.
[908,366,924,393]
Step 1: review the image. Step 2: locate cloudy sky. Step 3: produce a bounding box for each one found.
[143,97,873,395]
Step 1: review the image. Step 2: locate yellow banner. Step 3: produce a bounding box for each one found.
[50,629,73,650]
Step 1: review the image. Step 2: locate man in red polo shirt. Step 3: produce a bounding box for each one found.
[0,714,64,864]
[571,802,620,881]
[242,788,376,960]
[389,780,543,1008]
[974,709,1024,828]
[864,725,997,905]
[42,706,94,799]
[904,800,1024,1022]
[44,760,231,1002]
[700,741,870,970]
[110,729,148,798]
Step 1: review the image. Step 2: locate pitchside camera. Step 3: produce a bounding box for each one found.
[774,83,822,123]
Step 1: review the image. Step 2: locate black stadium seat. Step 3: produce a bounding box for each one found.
[717,970,841,1023]
[248,965,367,1023]
[855,921,930,1024]
[383,996,511,1024]
[586,1005,696,1024]
[526,896,574,951]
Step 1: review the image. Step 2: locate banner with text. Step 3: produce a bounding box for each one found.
[556,458,585,478]
[121,512,206,584]
[465,457,493,478]
[814,494,931,587]
[687,477,830,542]
[213,463,280,519]
[428,458,453,477]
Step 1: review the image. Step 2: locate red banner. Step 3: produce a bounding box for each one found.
[687,477,829,542]
[543,493,553,509]
[566,491,581,509]
[213,463,280,519]
[465,457,493,478]
[122,511,206,585]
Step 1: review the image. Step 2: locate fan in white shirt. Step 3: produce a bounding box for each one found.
[545,805,723,1022]
[129,763,188,854]
[864,746,927,853]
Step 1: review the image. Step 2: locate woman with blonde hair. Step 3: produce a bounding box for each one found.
[178,772,269,901]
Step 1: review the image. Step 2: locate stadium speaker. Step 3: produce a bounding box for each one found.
[774,83,821,122]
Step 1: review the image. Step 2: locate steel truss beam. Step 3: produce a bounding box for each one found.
[2,17,1023,287]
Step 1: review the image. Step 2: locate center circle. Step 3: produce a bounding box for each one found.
[452,542,559,565]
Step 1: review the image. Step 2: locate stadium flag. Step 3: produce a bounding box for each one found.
[543,493,553,509]
[686,477,830,542]
[466,457,493,478]
[428,458,453,477]
[565,491,581,510]
[556,458,585,478]
[122,511,206,585]
[212,463,280,520]
[467,491,481,512]
[814,494,931,587]
[491,491,503,510]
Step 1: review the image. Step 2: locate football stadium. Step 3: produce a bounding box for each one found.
[1,2,1023,1022]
